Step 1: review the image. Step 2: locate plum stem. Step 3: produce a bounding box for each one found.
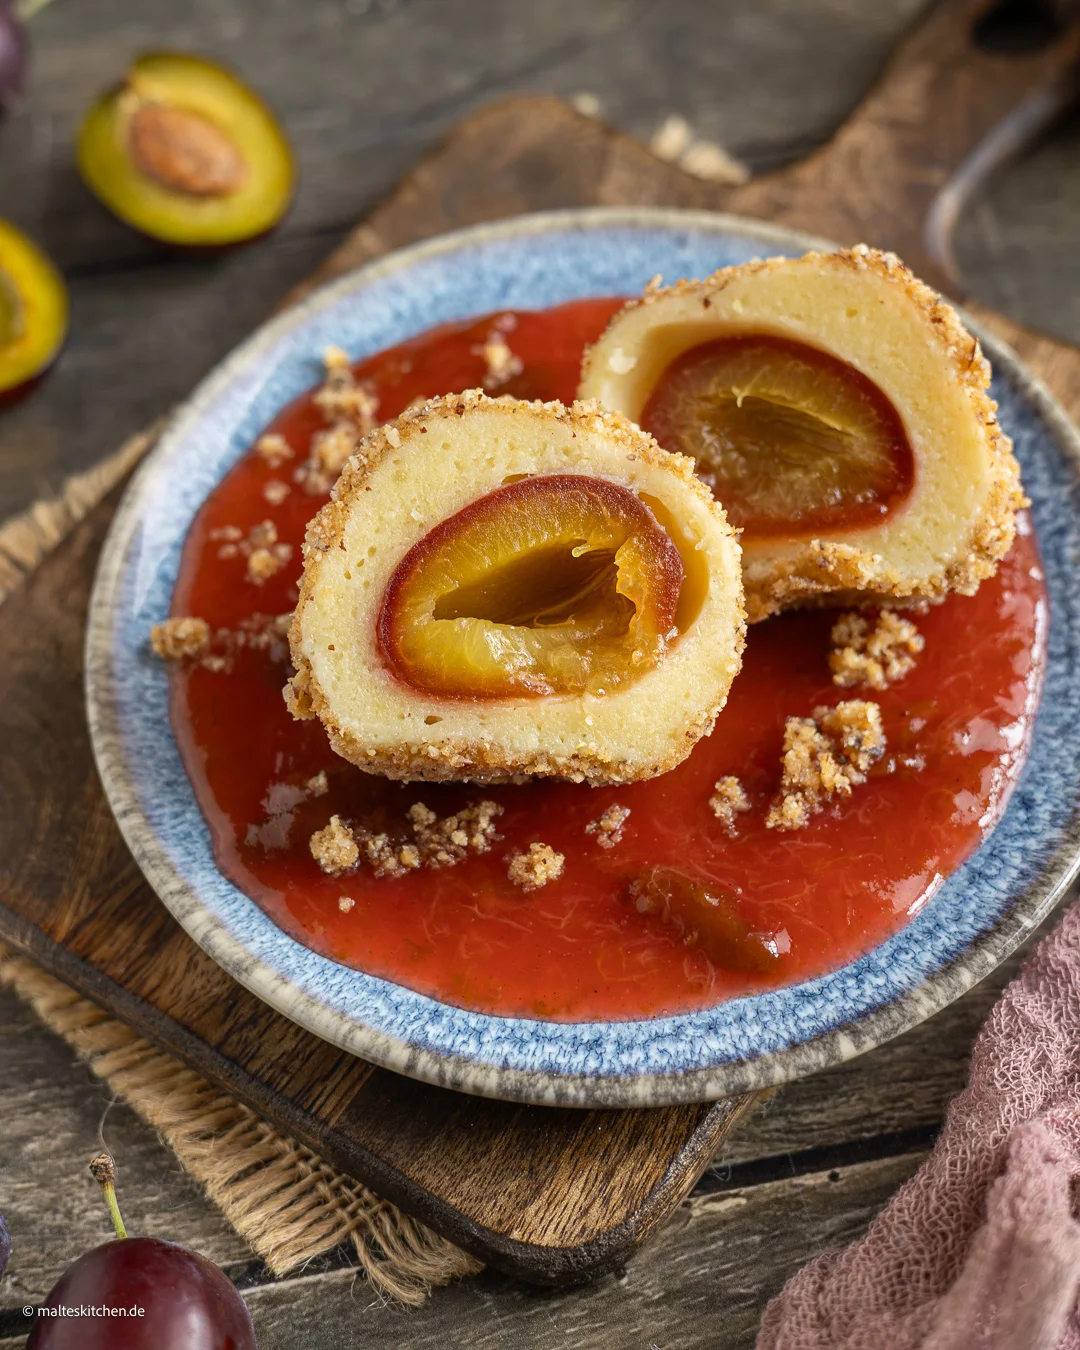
[89,1152,128,1240]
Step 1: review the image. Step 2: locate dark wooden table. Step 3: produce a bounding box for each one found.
[2,1,1079,1345]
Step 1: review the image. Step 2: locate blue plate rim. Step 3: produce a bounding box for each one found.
[85,205,1080,1108]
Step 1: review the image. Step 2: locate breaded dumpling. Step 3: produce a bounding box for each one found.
[579,246,1024,621]
[287,390,745,785]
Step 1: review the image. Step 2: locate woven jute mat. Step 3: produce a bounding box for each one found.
[0,419,484,1304]
[0,924,481,1300]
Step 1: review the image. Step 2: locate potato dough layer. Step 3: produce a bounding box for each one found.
[287,391,746,784]
[579,247,1025,621]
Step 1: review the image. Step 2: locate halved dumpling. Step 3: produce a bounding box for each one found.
[579,247,1025,621]
[287,390,745,785]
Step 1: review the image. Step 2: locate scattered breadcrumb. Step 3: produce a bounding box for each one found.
[585,803,630,848]
[306,770,328,798]
[255,433,294,467]
[263,478,291,506]
[288,348,384,495]
[767,701,886,831]
[650,114,693,161]
[310,815,360,874]
[313,346,380,431]
[680,140,750,184]
[338,895,355,913]
[307,800,504,880]
[406,799,503,869]
[649,113,749,184]
[150,616,211,661]
[295,422,361,495]
[477,325,523,390]
[710,776,750,834]
[241,520,293,584]
[247,547,285,584]
[151,611,292,673]
[232,611,293,662]
[507,842,565,892]
[830,610,925,690]
[570,91,602,118]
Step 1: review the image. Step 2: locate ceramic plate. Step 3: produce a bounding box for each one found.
[87,207,1080,1108]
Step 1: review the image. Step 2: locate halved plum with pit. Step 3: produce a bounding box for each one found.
[378,474,684,699]
[640,335,914,538]
[77,52,295,248]
[0,218,67,407]
[629,867,783,974]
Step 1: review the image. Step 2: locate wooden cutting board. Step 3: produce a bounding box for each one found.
[2,0,1080,1286]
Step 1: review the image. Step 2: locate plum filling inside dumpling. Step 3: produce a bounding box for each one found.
[378,474,684,698]
[639,334,914,539]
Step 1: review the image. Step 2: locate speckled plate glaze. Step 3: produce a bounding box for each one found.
[87,208,1080,1108]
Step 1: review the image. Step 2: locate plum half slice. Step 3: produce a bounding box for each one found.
[378,474,685,699]
[0,219,67,406]
[639,334,914,538]
[77,52,295,247]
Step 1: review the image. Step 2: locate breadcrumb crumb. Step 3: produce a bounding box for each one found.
[295,422,360,495]
[507,842,565,892]
[338,895,355,913]
[150,616,211,661]
[263,478,291,506]
[310,815,360,874]
[255,433,293,467]
[767,701,886,831]
[308,800,504,880]
[306,770,328,797]
[313,348,380,431]
[478,327,523,390]
[709,776,750,834]
[830,610,924,690]
[585,804,630,848]
[406,799,503,869]
[242,520,293,584]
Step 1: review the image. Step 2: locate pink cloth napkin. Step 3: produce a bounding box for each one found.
[756,897,1080,1350]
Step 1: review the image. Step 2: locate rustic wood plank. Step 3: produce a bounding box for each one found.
[0,0,925,270]
[3,0,1079,527]
[0,987,252,1308]
[236,1154,925,1349]
[957,105,1080,340]
[2,0,1080,1312]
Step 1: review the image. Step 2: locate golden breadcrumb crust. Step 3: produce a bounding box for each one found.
[507,842,565,891]
[709,775,750,834]
[829,610,924,690]
[580,246,1026,622]
[766,700,885,831]
[287,389,746,786]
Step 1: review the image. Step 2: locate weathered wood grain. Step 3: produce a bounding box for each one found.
[2,0,1080,525]
[3,0,1080,1328]
[0,0,926,270]
[0,1001,922,1350]
[0,988,253,1311]
[238,1153,925,1349]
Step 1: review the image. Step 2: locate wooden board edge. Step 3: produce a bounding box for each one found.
[0,899,761,1283]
